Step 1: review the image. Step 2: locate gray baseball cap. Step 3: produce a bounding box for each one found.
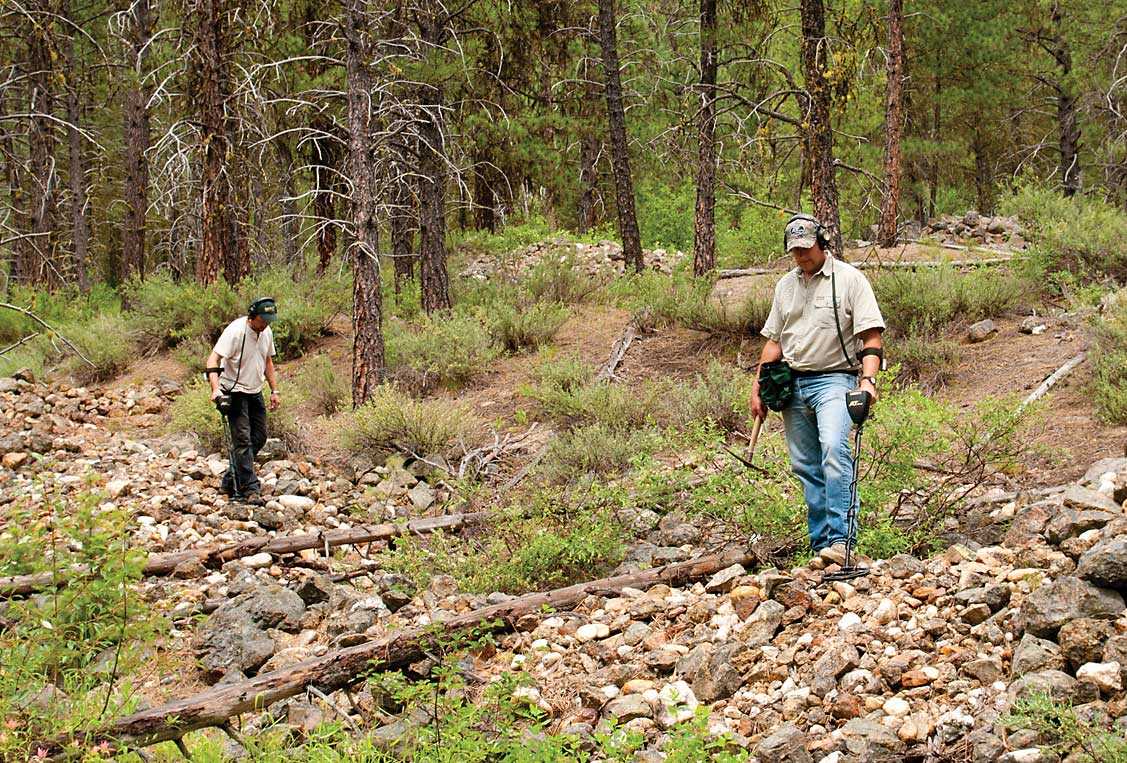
[785,217,819,251]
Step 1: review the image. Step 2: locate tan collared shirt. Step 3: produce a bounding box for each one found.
[761,255,885,372]
[213,316,276,394]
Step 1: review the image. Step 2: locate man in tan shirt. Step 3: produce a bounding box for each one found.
[750,214,885,568]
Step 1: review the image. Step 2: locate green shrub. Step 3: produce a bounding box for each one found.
[1001,184,1127,277]
[609,269,769,338]
[300,354,349,416]
[386,313,498,393]
[247,267,351,358]
[888,336,960,390]
[487,301,569,353]
[659,361,752,432]
[124,272,240,351]
[1005,689,1127,763]
[1092,295,1127,423]
[532,352,594,392]
[873,265,1029,337]
[524,372,659,431]
[343,385,482,460]
[538,422,660,482]
[59,313,139,383]
[521,254,606,304]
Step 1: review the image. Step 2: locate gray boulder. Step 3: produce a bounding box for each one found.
[677,642,748,703]
[1012,634,1066,677]
[757,723,811,763]
[841,718,904,760]
[1057,618,1118,670]
[1045,510,1118,546]
[743,599,784,647]
[1018,576,1125,638]
[1062,484,1120,513]
[1077,536,1127,591]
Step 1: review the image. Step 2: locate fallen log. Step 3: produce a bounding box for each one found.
[37,547,759,758]
[0,512,485,598]
[1020,351,1087,408]
[596,322,638,382]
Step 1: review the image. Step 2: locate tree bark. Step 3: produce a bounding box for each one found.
[692,0,718,276]
[876,0,904,248]
[311,114,339,274]
[417,7,452,314]
[344,0,385,406]
[390,143,416,294]
[596,0,644,273]
[578,130,599,234]
[799,0,841,253]
[929,53,940,221]
[36,548,758,758]
[193,0,233,285]
[2,83,31,284]
[122,0,152,283]
[61,0,89,291]
[274,139,300,268]
[26,0,59,288]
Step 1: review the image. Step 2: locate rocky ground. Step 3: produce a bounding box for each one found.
[4,366,1127,763]
[459,239,687,280]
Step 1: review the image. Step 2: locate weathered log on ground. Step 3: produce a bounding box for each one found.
[596,322,637,382]
[38,547,759,758]
[1020,351,1087,408]
[0,513,484,598]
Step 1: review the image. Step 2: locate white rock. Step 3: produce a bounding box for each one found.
[106,479,132,498]
[817,754,844,763]
[839,612,863,632]
[655,681,698,728]
[883,697,911,718]
[207,459,228,477]
[512,685,551,712]
[277,495,315,511]
[243,552,273,569]
[1077,662,1123,693]
[872,598,898,625]
[576,623,610,642]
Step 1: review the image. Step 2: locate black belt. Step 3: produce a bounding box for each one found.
[792,369,857,378]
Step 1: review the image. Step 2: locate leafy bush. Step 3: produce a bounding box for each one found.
[1005,689,1127,763]
[873,265,1030,337]
[386,313,498,393]
[343,385,482,460]
[1001,184,1127,277]
[538,422,660,482]
[524,371,659,431]
[300,354,350,416]
[521,254,606,304]
[609,269,770,338]
[1092,294,1127,423]
[59,313,139,382]
[487,301,569,353]
[887,336,960,391]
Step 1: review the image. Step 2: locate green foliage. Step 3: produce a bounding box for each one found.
[1001,185,1127,278]
[0,491,159,755]
[1091,294,1127,423]
[885,335,961,391]
[523,358,658,431]
[637,181,694,251]
[608,269,771,339]
[300,354,350,416]
[659,361,752,433]
[873,265,1031,337]
[59,313,139,383]
[1005,690,1127,763]
[386,313,499,393]
[521,255,606,305]
[487,301,570,353]
[538,422,661,482]
[343,385,482,460]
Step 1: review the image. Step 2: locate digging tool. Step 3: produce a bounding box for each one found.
[825,389,872,582]
[723,415,767,475]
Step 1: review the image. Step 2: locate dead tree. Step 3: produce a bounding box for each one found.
[61,0,90,291]
[25,0,60,287]
[120,0,153,281]
[876,0,904,247]
[596,0,644,273]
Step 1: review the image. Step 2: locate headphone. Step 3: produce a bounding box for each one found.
[248,296,276,318]
[783,213,831,252]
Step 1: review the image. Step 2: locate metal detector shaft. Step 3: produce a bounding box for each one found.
[221,413,240,497]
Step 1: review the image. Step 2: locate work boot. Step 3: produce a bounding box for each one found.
[243,491,265,506]
[817,543,849,568]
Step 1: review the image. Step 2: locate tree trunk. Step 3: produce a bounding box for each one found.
[1051,4,1081,197]
[27,0,59,288]
[473,151,497,233]
[344,0,384,406]
[876,0,904,248]
[193,0,232,285]
[274,139,300,268]
[2,85,30,285]
[596,0,644,273]
[692,0,718,276]
[311,114,339,274]
[61,0,90,291]
[417,7,452,315]
[390,146,416,294]
[929,54,940,220]
[578,130,599,234]
[800,0,841,253]
[223,135,250,284]
[972,132,992,213]
[122,0,152,283]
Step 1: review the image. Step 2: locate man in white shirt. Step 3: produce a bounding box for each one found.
[205,297,281,505]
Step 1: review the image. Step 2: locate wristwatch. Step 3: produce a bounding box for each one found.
[862,375,878,387]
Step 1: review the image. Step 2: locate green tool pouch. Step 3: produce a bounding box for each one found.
[758,360,794,412]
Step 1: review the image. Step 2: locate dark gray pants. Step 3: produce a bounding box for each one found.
[221,391,267,496]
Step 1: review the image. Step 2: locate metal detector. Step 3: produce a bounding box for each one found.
[825,389,872,582]
[216,394,240,498]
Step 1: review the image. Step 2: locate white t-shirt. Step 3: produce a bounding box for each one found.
[212,317,276,394]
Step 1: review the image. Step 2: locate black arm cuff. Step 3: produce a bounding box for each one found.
[856,348,883,362]
[204,367,223,378]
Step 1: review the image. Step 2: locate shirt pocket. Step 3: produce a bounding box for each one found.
[813,295,842,327]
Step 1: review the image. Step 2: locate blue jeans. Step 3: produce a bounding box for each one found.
[781,373,856,551]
